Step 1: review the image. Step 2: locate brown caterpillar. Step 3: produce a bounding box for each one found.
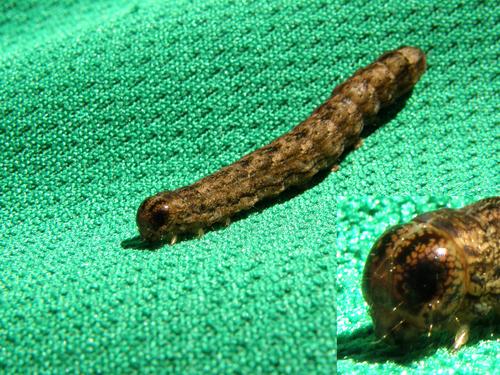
[137,46,427,244]
[362,197,500,351]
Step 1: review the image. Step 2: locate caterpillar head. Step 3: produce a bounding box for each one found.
[362,221,467,344]
[136,191,183,243]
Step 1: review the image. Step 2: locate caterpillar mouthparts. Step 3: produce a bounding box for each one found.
[137,46,427,244]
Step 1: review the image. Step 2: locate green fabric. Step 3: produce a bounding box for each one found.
[0,0,497,373]
[336,196,499,374]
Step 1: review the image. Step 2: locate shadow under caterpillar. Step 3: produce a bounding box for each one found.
[362,197,500,351]
[136,46,427,245]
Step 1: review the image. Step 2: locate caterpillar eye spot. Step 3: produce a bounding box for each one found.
[401,260,445,307]
[151,205,170,228]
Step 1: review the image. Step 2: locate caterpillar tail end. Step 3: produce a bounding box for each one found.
[397,46,427,85]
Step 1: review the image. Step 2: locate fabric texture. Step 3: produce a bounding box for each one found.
[0,0,498,373]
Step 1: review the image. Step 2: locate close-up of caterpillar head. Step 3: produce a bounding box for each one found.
[362,221,468,345]
[136,191,183,244]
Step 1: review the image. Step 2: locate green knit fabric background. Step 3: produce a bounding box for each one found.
[336,196,499,374]
[0,0,498,373]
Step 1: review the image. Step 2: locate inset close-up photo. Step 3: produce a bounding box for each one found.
[337,196,499,374]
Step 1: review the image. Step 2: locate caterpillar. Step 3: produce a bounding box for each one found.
[362,197,500,351]
[136,46,427,244]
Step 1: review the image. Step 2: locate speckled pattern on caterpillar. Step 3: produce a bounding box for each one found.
[362,197,500,350]
[137,46,427,244]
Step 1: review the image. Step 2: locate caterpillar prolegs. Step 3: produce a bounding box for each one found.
[136,46,427,244]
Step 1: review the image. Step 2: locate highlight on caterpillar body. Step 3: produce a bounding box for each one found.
[136,46,427,244]
[362,197,499,351]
